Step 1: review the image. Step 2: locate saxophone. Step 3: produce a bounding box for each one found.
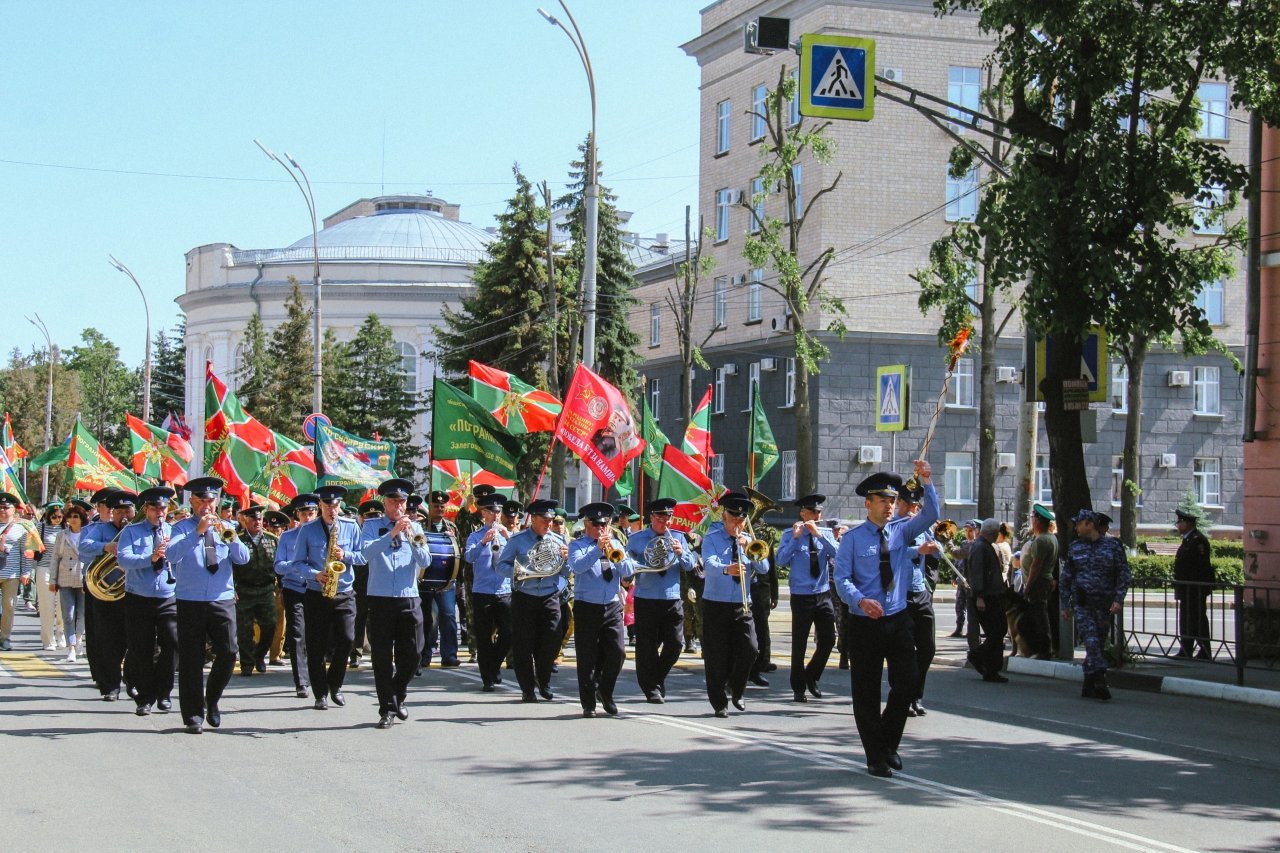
[322,521,344,598]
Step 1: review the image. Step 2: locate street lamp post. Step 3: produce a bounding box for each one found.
[539,0,598,507]
[26,314,55,504]
[108,255,151,424]
[254,139,323,415]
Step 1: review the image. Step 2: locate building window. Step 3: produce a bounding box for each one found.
[1196,279,1225,325]
[715,189,732,241]
[563,485,578,515]
[782,358,796,408]
[780,450,797,500]
[947,358,975,408]
[747,268,763,322]
[946,166,979,222]
[963,265,980,304]
[1117,86,1149,134]
[396,341,418,394]
[1193,365,1220,415]
[1034,454,1053,503]
[1111,455,1141,507]
[751,84,767,141]
[1193,458,1221,507]
[716,99,731,154]
[649,303,661,347]
[1193,184,1225,234]
[789,69,800,126]
[749,177,764,234]
[945,452,975,504]
[1197,82,1229,140]
[1110,362,1129,412]
[791,164,803,220]
[713,367,727,415]
[948,66,981,132]
[744,361,761,411]
[713,276,728,328]
[649,377,660,417]
[710,453,725,487]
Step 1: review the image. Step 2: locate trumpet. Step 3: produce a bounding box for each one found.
[597,524,625,564]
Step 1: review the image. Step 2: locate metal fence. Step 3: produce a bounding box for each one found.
[1119,579,1280,686]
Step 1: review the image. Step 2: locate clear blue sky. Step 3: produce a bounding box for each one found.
[0,1,703,367]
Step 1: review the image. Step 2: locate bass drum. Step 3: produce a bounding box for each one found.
[418,532,460,593]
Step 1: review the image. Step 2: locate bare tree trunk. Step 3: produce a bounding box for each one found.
[795,356,814,494]
[1042,333,1091,554]
[977,292,998,518]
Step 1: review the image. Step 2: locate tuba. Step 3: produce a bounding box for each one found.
[636,533,679,574]
[85,530,126,602]
[513,537,565,584]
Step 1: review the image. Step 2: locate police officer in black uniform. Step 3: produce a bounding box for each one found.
[1173,508,1214,659]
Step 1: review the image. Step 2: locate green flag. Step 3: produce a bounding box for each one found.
[28,437,71,471]
[615,461,635,498]
[431,379,522,480]
[749,383,779,486]
[640,397,669,480]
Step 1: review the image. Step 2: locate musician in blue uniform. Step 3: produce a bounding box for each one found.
[165,477,251,734]
[75,488,116,689]
[568,502,636,718]
[625,498,697,704]
[116,486,178,716]
[294,484,366,710]
[274,494,317,698]
[777,493,840,703]
[79,489,135,702]
[699,493,770,718]
[497,499,570,702]
[834,461,937,778]
[464,493,514,691]
[361,478,430,729]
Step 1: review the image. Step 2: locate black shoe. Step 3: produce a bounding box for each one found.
[867,762,893,778]
[394,700,409,721]
[646,692,665,705]
[330,691,346,707]
[731,695,746,712]
[185,721,203,735]
[102,690,119,702]
[658,684,666,698]
[537,686,553,701]
[481,682,495,693]
[296,687,310,699]
[793,691,808,703]
[550,663,559,673]
[156,698,172,712]
[714,708,728,718]
[1195,650,1212,661]
[887,752,903,771]
[521,691,537,703]
[206,705,221,728]
[1175,648,1193,658]
[982,672,1009,683]
[135,703,152,717]
[376,713,394,729]
[582,708,597,718]
[911,700,926,717]
[602,699,618,716]
[948,629,964,638]
[255,658,267,673]
[763,662,778,672]
[906,703,918,717]
[1081,673,1097,698]
[314,696,328,710]
[415,668,423,677]
[238,666,252,677]
[126,684,139,700]
[806,679,823,699]
[348,654,360,669]
[1094,675,1112,701]
[748,674,769,687]
[441,659,461,668]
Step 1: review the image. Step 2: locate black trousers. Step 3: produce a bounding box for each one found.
[177,599,237,726]
[750,581,772,676]
[633,597,683,697]
[1020,598,1052,658]
[368,596,423,714]
[906,599,936,701]
[94,597,129,695]
[847,610,917,766]
[352,565,370,658]
[124,593,177,707]
[573,600,625,711]
[472,592,512,686]
[557,588,573,652]
[304,589,356,698]
[970,594,1008,675]
[281,587,309,691]
[790,593,837,693]
[1178,593,1211,655]
[702,600,758,711]
[510,590,561,694]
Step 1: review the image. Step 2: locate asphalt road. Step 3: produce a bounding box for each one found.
[1,607,1277,853]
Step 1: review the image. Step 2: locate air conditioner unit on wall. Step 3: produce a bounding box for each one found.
[733,273,749,285]
[1159,453,1178,468]
[997,452,1016,468]
[996,366,1019,384]
[722,362,738,377]
[760,357,778,372]
[881,67,904,83]
[770,315,791,334]
[859,445,882,465]
[1168,370,1191,387]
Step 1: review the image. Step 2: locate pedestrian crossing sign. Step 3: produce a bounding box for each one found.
[800,33,875,121]
[876,365,909,432]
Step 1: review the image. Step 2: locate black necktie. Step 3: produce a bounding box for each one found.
[808,532,820,579]
[603,546,614,583]
[878,527,894,592]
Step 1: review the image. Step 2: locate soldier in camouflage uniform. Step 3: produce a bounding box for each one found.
[1059,508,1131,700]
[234,505,279,676]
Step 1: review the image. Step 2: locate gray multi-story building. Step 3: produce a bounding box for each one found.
[629,0,1246,531]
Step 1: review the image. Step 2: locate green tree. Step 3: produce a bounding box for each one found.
[0,346,82,499]
[742,68,844,495]
[65,328,138,460]
[235,312,271,415]
[150,318,187,422]
[262,278,315,440]
[935,0,1280,544]
[329,314,425,481]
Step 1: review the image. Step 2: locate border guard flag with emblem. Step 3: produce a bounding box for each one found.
[431,379,522,480]
[430,458,516,521]
[126,413,193,486]
[251,430,318,506]
[66,417,136,492]
[681,385,713,475]
[640,396,669,481]
[468,360,563,435]
[554,364,645,488]
[2,413,27,464]
[656,444,721,534]
[203,362,275,497]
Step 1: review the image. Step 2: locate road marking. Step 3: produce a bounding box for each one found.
[0,653,66,678]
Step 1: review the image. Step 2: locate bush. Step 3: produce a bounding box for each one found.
[1126,554,1244,587]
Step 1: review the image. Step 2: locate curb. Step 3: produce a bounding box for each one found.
[1003,656,1280,709]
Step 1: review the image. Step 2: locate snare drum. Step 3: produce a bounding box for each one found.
[418,531,460,593]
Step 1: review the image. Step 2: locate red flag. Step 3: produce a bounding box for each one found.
[656,444,722,534]
[681,385,713,474]
[554,364,645,488]
[126,413,193,486]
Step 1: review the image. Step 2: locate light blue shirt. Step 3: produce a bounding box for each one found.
[116,519,176,598]
[78,520,121,565]
[166,516,251,602]
[274,527,306,593]
[497,528,568,597]
[700,523,769,604]
[568,534,635,605]
[777,525,839,595]
[625,527,696,600]
[835,483,939,617]
[465,526,512,596]
[293,517,366,595]
[361,517,430,598]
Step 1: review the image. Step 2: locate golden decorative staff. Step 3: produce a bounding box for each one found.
[907,327,972,490]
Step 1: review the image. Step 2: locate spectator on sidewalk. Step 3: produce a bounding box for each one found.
[1020,506,1057,659]
[1060,508,1131,701]
[964,519,1010,682]
[51,504,89,662]
[1173,508,1214,661]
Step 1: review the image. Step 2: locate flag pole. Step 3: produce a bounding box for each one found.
[747,382,756,489]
